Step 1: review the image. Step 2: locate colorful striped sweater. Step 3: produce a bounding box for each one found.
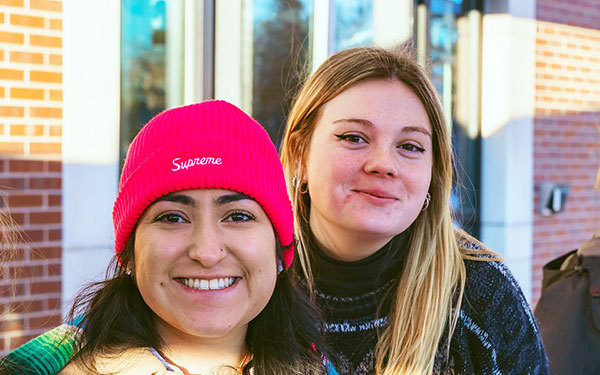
[0,322,81,374]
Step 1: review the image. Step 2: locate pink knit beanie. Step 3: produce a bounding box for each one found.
[113,100,294,268]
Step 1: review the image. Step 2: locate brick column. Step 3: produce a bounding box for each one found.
[0,0,62,353]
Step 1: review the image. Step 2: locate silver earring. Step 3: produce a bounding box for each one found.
[292,175,299,188]
[277,263,284,275]
[125,268,132,275]
[422,192,431,211]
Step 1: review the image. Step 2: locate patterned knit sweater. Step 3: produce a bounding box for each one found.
[0,322,80,374]
[311,236,549,375]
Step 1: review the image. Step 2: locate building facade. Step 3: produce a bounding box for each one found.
[0,0,598,354]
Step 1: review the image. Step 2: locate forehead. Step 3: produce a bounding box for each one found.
[319,78,432,134]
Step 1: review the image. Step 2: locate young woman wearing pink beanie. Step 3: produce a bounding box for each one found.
[3,100,332,375]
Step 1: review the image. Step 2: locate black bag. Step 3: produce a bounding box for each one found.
[534,231,600,375]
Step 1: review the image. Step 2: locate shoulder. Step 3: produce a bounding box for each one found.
[60,347,169,375]
[1,323,80,374]
[460,245,534,329]
[454,242,548,374]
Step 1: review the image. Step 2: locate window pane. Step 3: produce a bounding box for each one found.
[249,0,312,146]
[120,0,184,163]
[333,0,373,52]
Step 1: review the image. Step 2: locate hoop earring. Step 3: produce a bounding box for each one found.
[422,192,431,211]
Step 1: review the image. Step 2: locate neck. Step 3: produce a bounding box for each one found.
[309,213,393,261]
[155,319,248,374]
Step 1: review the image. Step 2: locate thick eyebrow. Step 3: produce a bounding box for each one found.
[154,193,196,207]
[214,192,254,206]
[153,192,254,208]
[332,118,432,138]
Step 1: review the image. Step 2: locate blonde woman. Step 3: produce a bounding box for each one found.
[280,47,548,375]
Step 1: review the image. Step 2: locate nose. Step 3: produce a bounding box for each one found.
[363,145,398,177]
[186,221,227,268]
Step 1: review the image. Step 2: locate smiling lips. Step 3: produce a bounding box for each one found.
[177,277,237,291]
[352,189,398,201]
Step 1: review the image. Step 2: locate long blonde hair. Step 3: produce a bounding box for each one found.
[280,46,495,374]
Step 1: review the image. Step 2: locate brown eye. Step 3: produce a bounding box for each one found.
[155,213,187,223]
[224,211,255,223]
[399,143,425,153]
[335,133,366,144]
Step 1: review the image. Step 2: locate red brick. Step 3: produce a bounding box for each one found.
[30,281,60,295]
[47,161,60,172]
[7,194,43,207]
[7,299,44,314]
[28,314,61,330]
[0,283,24,298]
[48,228,61,241]
[46,297,60,310]
[9,159,44,172]
[29,177,61,189]
[29,211,60,224]
[30,246,61,260]
[47,194,61,206]
[9,264,44,278]
[0,316,24,332]
[0,177,26,189]
[47,262,60,276]
[23,229,44,242]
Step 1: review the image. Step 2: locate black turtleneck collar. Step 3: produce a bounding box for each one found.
[309,231,409,297]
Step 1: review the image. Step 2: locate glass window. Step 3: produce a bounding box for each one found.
[246,0,312,146]
[424,0,482,236]
[120,0,184,164]
[333,0,373,52]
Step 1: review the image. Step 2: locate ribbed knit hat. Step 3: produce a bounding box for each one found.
[113,100,294,268]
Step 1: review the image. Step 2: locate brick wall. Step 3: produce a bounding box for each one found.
[0,0,62,354]
[533,0,600,305]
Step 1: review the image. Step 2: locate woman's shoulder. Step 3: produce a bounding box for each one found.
[459,240,522,306]
[1,323,80,375]
[60,347,171,375]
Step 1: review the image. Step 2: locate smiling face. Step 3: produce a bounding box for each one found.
[304,79,433,260]
[133,188,277,346]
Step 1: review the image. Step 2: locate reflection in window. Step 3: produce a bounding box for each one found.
[333,0,373,52]
[250,0,312,146]
[121,0,184,164]
[426,0,481,236]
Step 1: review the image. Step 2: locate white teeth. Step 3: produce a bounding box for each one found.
[180,277,236,291]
